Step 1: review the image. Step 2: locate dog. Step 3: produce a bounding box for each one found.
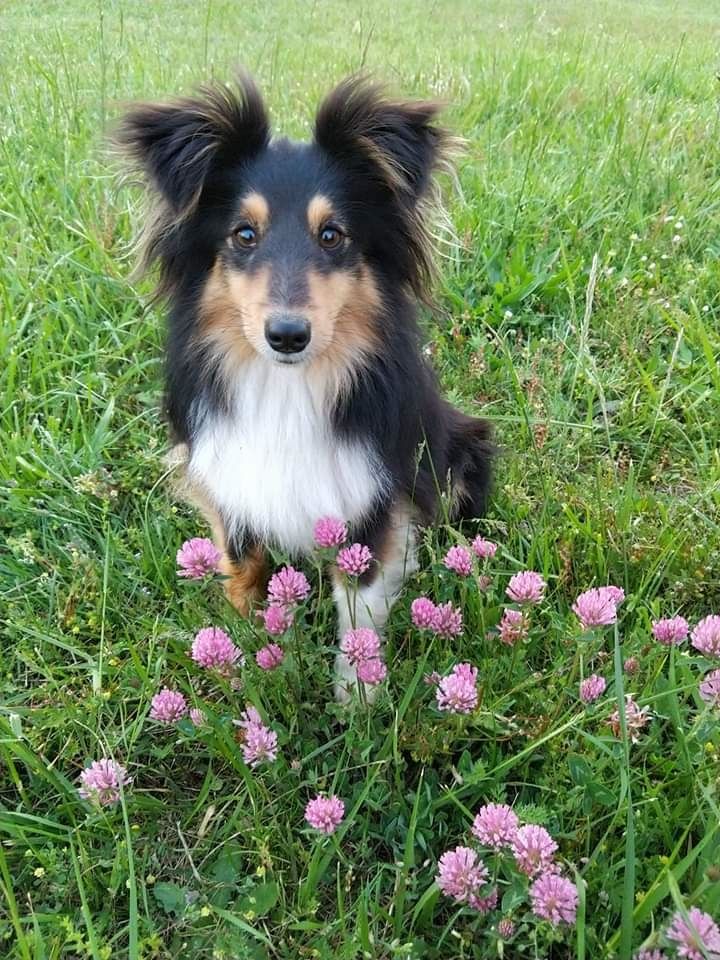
[116,74,493,700]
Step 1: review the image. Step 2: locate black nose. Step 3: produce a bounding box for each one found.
[264,314,311,354]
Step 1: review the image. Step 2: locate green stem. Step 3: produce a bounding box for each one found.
[292,619,308,717]
[613,625,635,960]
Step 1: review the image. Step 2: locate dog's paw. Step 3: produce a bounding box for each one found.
[333,679,354,706]
[333,679,381,706]
[333,653,380,705]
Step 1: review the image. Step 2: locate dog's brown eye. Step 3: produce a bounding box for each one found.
[319,225,343,250]
[233,224,257,248]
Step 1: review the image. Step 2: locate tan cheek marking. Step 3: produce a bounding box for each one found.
[198,260,235,335]
[306,265,381,378]
[307,194,336,235]
[198,261,271,367]
[225,264,271,309]
[306,269,352,345]
[226,266,272,345]
[328,265,381,353]
[238,191,270,232]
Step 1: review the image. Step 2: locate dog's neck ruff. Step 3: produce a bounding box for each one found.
[187,359,388,555]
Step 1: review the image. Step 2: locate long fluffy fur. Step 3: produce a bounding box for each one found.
[116,73,493,568]
[314,76,463,305]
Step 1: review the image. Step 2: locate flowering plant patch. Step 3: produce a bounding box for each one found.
[70,520,720,955]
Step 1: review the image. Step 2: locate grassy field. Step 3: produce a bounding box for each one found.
[2,0,720,957]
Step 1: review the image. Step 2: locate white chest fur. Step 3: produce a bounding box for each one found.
[188,362,388,555]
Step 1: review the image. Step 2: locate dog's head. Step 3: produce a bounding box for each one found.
[116,74,455,377]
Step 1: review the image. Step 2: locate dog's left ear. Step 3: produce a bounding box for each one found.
[314,76,454,202]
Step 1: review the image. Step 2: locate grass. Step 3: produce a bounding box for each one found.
[2,0,720,956]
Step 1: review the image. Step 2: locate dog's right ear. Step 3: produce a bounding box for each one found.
[115,73,269,218]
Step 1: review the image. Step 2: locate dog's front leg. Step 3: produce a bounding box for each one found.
[332,502,418,703]
[170,450,267,617]
[220,536,267,617]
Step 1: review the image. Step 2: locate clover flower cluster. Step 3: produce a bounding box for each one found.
[436,803,577,930]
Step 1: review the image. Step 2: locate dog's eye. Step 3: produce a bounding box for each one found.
[318,225,344,250]
[232,224,257,249]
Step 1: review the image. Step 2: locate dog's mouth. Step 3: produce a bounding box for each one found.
[270,350,311,366]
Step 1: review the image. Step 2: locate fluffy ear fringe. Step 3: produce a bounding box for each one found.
[113,72,269,295]
[114,73,461,304]
[314,75,462,301]
[314,75,459,198]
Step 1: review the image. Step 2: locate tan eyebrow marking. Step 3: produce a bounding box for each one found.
[307,194,336,234]
[238,191,270,229]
